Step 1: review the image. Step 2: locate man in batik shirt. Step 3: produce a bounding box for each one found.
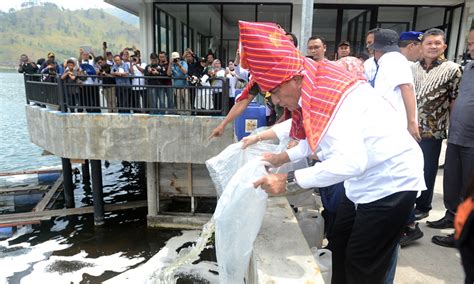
[411,28,463,224]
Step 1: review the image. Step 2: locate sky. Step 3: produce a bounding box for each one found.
[0,0,114,12]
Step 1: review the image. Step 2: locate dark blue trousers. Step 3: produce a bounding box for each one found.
[416,137,443,213]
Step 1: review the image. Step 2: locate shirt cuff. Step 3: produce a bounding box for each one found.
[294,166,316,189]
[286,139,311,162]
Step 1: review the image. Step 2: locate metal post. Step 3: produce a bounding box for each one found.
[91,159,105,226]
[146,162,158,216]
[57,75,66,112]
[222,78,230,115]
[61,158,75,208]
[82,160,91,188]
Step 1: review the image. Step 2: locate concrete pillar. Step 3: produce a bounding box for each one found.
[139,2,154,60]
[300,0,315,54]
[90,159,105,226]
[292,0,315,54]
[61,158,75,208]
[146,162,158,216]
[82,160,90,188]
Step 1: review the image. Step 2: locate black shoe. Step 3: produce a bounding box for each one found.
[431,234,455,248]
[414,209,429,220]
[400,223,424,247]
[426,217,454,229]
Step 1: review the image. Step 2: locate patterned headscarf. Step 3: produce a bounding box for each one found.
[239,21,362,151]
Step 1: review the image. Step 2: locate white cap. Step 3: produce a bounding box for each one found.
[171,52,180,60]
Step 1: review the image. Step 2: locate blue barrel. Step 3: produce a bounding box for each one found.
[0,227,13,239]
[235,102,267,140]
[38,172,61,184]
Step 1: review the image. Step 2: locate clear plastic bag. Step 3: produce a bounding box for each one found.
[206,134,309,283]
[206,136,288,196]
[213,158,269,284]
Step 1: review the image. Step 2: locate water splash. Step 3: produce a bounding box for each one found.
[152,218,216,284]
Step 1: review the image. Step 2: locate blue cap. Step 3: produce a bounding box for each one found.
[400,31,423,42]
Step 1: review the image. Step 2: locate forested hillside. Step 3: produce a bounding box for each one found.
[0,3,139,68]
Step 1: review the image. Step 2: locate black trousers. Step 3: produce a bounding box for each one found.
[327,190,417,284]
[443,143,474,221]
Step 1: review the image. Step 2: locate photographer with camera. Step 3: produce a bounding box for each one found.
[40,59,58,83]
[144,52,173,113]
[61,59,82,112]
[167,51,189,113]
[95,56,116,113]
[102,41,114,66]
[130,55,147,111]
[111,54,132,113]
[18,54,38,74]
[40,52,63,75]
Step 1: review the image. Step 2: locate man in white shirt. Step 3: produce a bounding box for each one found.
[237,21,425,284]
[364,28,379,86]
[370,29,420,141]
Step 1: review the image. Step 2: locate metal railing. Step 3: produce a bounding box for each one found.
[24,74,230,115]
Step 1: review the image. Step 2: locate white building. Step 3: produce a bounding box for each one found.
[105,0,473,63]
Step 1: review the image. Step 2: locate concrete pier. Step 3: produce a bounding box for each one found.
[25,105,234,227]
[61,157,75,208]
[91,159,104,226]
[82,160,90,188]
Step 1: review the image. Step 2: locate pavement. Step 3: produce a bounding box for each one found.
[395,143,465,284]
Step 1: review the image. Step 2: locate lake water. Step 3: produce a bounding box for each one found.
[0,71,60,172]
[0,72,216,283]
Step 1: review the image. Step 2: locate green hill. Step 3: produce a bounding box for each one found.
[0,3,139,68]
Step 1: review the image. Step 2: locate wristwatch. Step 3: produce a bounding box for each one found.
[286,171,303,193]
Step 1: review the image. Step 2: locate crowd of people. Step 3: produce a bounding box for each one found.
[18,44,246,113]
[211,22,473,284]
[17,23,474,283]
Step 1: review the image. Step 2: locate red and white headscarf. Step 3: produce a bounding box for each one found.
[239,21,363,151]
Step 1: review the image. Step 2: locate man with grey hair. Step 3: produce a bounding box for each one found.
[411,28,463,223]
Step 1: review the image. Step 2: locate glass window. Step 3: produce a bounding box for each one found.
[222,4,256,64]
[153,3,292,63]
[416,7,445,31]
[155,4,186,57]
[189,4,222,59]
[377,7,415,33]
[447,6,462,61]
[341,9,372,57]
[312,9,338,60]
[257,4,291,32]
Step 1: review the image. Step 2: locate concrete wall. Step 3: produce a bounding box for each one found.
[25,106,234,163]
[248,196,325,283]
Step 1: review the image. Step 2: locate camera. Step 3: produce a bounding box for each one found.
[173,58,179,63]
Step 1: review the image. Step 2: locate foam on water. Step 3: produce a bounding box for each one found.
[21,251,144,283]
[0,224,147,283]
[105,226,218,284]
[0,228,70,281]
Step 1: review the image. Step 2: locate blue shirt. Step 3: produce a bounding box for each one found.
[112,62,131,85]
[171,60,188,87]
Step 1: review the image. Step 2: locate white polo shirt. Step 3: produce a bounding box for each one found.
[364,57,377,83]
[373,52,415,127]
[271,82,425,204]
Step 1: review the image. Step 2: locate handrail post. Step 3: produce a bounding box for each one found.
[24,73,30,105]
[56,75,66,112]
[222,77,230,115]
